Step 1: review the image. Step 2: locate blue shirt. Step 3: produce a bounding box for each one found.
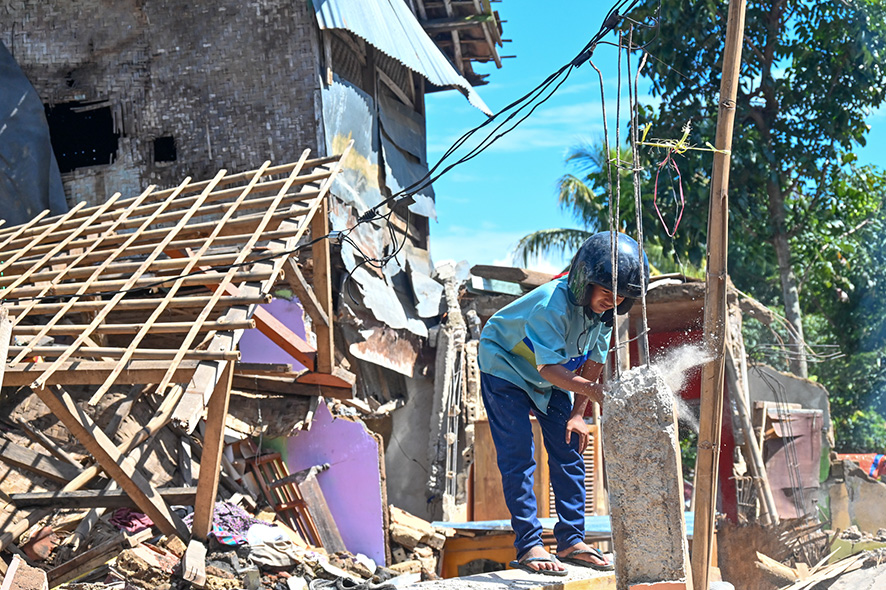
[478,277,612,413]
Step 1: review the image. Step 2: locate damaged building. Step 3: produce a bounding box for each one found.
[1,2,885,590]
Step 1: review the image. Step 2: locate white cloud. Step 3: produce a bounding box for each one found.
[429,225,571,272]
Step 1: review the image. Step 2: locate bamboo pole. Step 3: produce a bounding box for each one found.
[691,0,748,588]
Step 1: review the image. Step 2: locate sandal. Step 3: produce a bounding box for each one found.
[559,547,614,571]
[508,554,568,577]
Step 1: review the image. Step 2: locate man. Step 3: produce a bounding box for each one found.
[478,231,648,575]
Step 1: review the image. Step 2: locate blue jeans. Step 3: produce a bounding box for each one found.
[480,373,586,559]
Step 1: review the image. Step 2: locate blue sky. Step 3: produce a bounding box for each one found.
[423,2,886,273]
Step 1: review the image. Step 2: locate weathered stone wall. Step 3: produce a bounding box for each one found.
[1,0,323,205]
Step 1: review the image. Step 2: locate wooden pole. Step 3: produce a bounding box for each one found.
[691,0,748,588]
[311,195,334,374]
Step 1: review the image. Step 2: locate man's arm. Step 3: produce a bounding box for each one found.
[537,361,605,405]
[538,360,605,452]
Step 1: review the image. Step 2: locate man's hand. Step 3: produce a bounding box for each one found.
[565,414,590,453]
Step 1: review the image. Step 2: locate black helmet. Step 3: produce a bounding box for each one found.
[566,231,649,325]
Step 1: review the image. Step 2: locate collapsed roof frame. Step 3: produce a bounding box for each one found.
[0,144,351,546]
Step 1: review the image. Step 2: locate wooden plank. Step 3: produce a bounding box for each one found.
[469,265,553,289]
[295,367,356,389]
[5,295,271,316]
[6,269,273,300]
[46,530,151,587]
[11,487,199,509]
[235,362,293,375]
[231,373,354,400]
[0,439,82,483]
[13,320,255,336]
[253,306,317,368]
[33,385,189,540]
[10,346,239,361]
[191,361,235,541]
[2,360,199,387]
[0,249,268,287]
[297,469,347,553]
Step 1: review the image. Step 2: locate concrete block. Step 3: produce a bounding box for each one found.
[603,366,691,590]
[629,583,687,590]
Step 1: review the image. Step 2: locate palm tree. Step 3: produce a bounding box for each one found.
[515,140,706,277]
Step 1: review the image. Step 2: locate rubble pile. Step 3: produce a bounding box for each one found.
[0,388,446,590]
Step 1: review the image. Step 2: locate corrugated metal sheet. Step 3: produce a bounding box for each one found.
[314,0,491,115]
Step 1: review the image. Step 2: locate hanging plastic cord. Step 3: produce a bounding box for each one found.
[652,150,685,237]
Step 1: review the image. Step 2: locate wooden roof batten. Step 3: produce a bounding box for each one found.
[0,145,352,543]
[415,0,505,86]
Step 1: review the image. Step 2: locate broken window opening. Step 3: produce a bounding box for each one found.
[44,101,119,173]
[153,136,177,163]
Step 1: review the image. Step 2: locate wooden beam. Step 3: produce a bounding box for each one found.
[14,417,82,468]
[232,373,354,400]
[311,197,334,374]
[32,385,189,540]
[283,258,329,328]
[296,367,356,389]
[0,306,10,387]
[470,265,554,289]
[1,360,199,387]
[253,306,317,369]
[12,320,255,336]
[11,487,199,509]
[421,14,495,32]
[10,346,239,362]
[0,439,82,483]
[191,361,235,540]
[691,0,748,588]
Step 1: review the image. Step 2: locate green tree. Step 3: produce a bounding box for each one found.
[629,0,886,378]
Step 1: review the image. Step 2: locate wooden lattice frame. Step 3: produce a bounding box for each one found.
[0,146,351,543]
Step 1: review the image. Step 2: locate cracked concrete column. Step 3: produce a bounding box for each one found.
[603,366,692,590]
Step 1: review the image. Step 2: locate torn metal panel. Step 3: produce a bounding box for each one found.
[409,267,443,318]
[378,92,435,220]
[350,267,428,338]
[0,41,68,225]
[313,0,491,115]
[322,76,383,215]
[349,325,420,378]
[380,133,436,220]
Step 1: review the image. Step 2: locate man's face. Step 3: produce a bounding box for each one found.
[588,284,625,315]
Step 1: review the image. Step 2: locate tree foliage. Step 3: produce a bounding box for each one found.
[629,0,886,378]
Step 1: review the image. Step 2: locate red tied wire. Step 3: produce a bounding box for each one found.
[652,151,685,237]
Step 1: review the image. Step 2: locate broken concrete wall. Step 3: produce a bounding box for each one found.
[384,375,440,522]
[1,0,323,205]
[747,364,833,480]
[824,460,886,535]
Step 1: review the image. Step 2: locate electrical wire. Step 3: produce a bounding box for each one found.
[0,0,657,309]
